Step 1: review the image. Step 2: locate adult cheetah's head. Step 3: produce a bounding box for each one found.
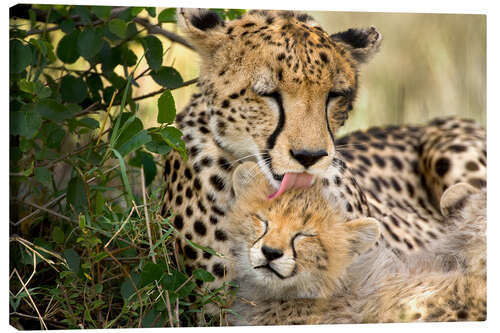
[178,9,382,195]
[227,162,380,298]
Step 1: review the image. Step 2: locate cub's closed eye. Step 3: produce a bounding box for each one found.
[258,90,281,100]
[327,89,352,101]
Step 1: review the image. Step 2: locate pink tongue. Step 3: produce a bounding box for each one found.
[267,173,314,200]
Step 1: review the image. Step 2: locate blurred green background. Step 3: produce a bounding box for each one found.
[137,10,486,135]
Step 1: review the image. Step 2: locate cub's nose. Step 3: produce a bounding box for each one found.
[261,245,284,261]
[290,149,328,168]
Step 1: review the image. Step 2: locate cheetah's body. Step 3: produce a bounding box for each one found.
[162,9,486,292]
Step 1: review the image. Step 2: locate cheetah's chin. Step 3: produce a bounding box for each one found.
[267,173,314,200]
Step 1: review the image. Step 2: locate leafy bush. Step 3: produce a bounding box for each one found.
[9,5,243,329]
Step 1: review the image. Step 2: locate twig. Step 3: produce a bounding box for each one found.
[13,269,48,330]
[134,17,195,51]
[164,290,175,328]
[104,206,136,248]
[141,167,155,263]
[73,101,100,118]
[133,78,198,102]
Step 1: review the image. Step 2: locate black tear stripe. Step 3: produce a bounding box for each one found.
[261,92,286,181]
[265,92,286,150]
[325,102,336,145]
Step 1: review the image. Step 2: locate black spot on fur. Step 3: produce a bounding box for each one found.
[184,168,193,179]
[319,52,329,63]
[390,156,403,170]
[212,262,225,278]
[184,244,198,260]
[215,229,228,241]
[209,175,225,191]
[466,161,479,171]
[186,206,193,217]
[209,215,218,225]
[435,157,451,177]
[277,53,286,61]
[194,220,207,236]
[173,215,183,230]
[373,154,386,168]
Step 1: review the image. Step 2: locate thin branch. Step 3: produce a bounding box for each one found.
[133,78,198,102]
[134,17,195,51]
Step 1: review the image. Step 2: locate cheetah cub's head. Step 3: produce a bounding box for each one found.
[227,161,380,298]
[178,9,382,197]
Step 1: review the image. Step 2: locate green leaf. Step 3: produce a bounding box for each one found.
[193,269,215,282]
[146,7,156,17]
[51,226,65,244]
[111,149,134,204]
[141,152,157,186]
[117,130,152,157]
[46,127,66,148]
[67,175,88,213]
[130,7,144,17]
[60,19,75,34]
[145,134,173,155]
[71,6,92,25]
[141,262,167,287]
[56,30,80,64]
[157,90,176,124]
[161,270,187,292]
[77,28,103,59]
[10,39,32,73]
[158,8,177,23]
[34,166,52,188]
[35,99,68,121]
[97,41,120,73]
[86,74,103,101]
[95,191,105,215]
[18,79,35,94]
[141,35,163,71]
[151,66,183,89]
[92,6,111,20]
[120,273,140,302]
[113,114,142,147]
[10,104,42,139]
[159,126,186,158]
[63,249,80,274]
[19,137,33,152]
[108,18,127,39]
[119,46,137,67]
[77,117,100,130]
[60,75,87,103]
[34,81,51,99]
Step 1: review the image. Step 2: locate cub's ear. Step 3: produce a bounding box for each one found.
[177,8,227,56]
[345,217,380,255]
[440,182,480,217]
[330,26,382,63]
[232,161,267,198]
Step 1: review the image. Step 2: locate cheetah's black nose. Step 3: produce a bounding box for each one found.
[290,149,328,168]
[261,245,284,261]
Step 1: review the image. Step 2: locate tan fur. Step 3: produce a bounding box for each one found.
[228,171,486,325]
[227,161,379,299]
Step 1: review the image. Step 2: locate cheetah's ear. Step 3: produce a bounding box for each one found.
[177,8,227,56]
[440,182,480,217]
[232,161,268,199]
[329,26,382,63]
[345,217,380,255]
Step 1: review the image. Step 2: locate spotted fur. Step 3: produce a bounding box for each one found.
[163,9,381,288]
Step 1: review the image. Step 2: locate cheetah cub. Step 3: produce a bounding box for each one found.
[227,162,486,325]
